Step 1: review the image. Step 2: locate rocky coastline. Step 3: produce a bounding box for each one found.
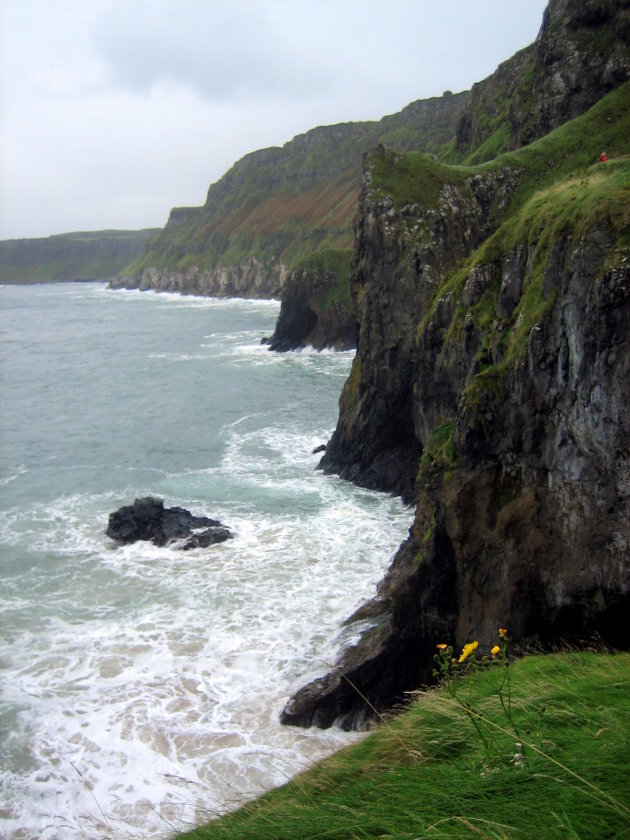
[109,258,287,300]
[281,0,630,729]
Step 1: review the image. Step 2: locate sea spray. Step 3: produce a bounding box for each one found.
[0,284,411,837]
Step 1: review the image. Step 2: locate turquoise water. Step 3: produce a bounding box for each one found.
[0,283,411,838]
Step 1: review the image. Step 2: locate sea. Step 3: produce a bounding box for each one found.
[0,282,411,839]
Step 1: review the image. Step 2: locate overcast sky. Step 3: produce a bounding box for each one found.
[0,0,548,240]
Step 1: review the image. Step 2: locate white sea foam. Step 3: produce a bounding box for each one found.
[0,285,409,838]
[1,481,409,838]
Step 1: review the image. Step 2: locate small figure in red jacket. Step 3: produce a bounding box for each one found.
[600,151,609,162]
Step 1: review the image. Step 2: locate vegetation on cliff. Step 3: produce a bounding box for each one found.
[179,651,630,839]
[291,72,630,729]
[0,229,158,283]
[124,95,467,285]
[406,80,630,399]
[448,0,630,163]
[126,0,629,294]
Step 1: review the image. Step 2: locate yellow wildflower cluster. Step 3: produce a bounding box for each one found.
[435,629,507,664]
[458,640,479,663]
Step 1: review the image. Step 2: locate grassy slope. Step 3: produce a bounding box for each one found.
[127,97,467,276]
[0,229,159,283]
[373,82,630,221]
[369,82,630,394]
[178,651,630,839]
[289,248,353,316]
[125,168,361,274]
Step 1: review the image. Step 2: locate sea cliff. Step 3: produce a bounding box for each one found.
[281,0,630,728]
[110,94,468,302]
[0,229,158,284]
[263,250,356,351]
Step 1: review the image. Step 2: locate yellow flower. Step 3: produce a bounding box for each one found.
[458,640,478,663]
[499,628,508,636]
[436,643,448,650]
[491,645,501,656]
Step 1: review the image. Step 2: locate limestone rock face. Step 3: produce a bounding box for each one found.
[109,259,287,300]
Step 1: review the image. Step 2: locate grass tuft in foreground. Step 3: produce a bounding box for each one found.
[176,649,630,839]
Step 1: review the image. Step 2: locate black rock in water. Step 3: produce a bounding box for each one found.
[106,496,232,548]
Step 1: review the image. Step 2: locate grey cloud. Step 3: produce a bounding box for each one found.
[91,0,337,101]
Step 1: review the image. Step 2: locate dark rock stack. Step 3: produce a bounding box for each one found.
[265,251,357,352]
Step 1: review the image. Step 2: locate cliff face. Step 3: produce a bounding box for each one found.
[281,74,630,729]
[319,151,521,499]
[110,258,287,299]
[264,250,356,351]
[112,93,468,298]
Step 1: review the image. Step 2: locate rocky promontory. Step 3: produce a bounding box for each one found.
[263,250,356,351]
[281,0,630,729]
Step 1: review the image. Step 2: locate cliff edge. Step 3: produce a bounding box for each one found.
[281,55,630,729]
[111,95,468,300]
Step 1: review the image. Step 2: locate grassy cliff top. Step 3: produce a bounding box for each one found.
[371,80,630,218]
[179,650,630,839]
[125,95,468,276]
[0,228,160,283]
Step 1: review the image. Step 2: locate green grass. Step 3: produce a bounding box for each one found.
[175,651,630,839]
[369,146,475,209]
[419,422,457,471]
[0,228,159,283]
[400,82,630,408]
[464,123,510,166]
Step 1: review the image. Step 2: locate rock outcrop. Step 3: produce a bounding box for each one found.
[318,149,522,500]
[264,250,356,351]
[106,497,232,549]
[281,63,630,728]
[110,259,286,300]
